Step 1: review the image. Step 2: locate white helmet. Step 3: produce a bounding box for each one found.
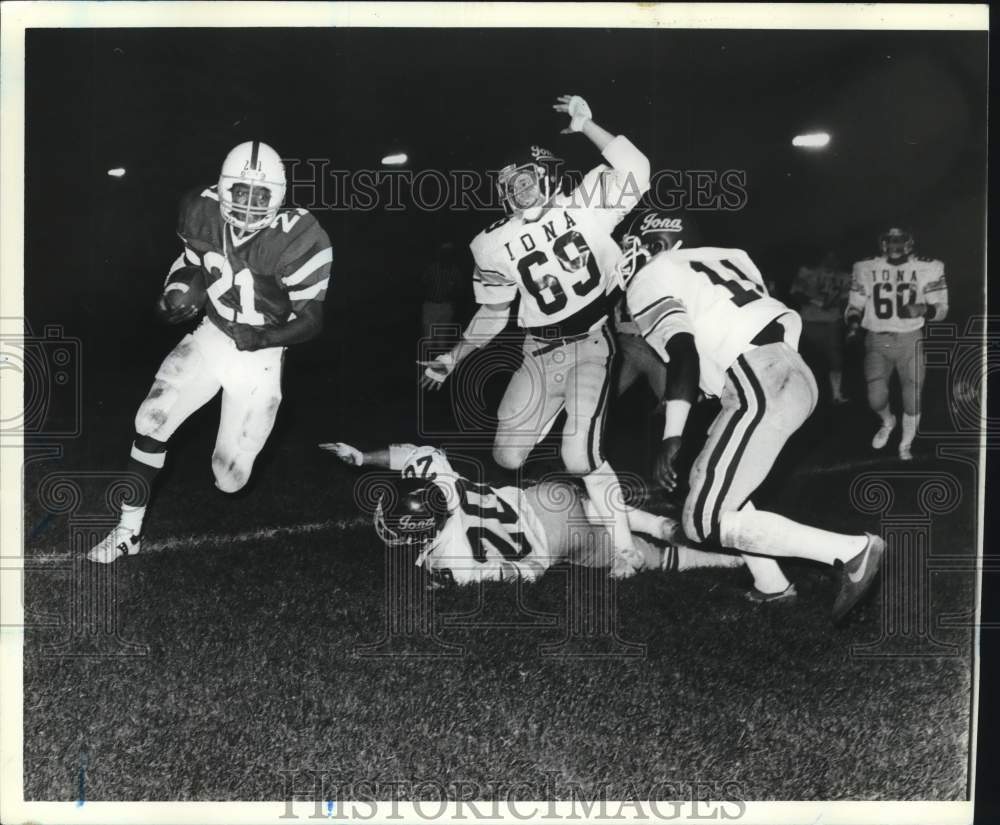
[218,141,286,234]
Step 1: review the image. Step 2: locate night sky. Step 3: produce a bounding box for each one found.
[24,26,988,351]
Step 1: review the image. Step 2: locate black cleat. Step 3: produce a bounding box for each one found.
[832,534,886,624]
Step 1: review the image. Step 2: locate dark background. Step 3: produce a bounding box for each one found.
[22,24,994,813]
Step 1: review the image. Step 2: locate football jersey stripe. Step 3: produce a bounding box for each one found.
[709,356,766,534]
[183,246,201,265]
[586,326,616,471]
[282,248,334,286]
[287,278,329,301]
[641,308,688,342]
[634,295,675,319]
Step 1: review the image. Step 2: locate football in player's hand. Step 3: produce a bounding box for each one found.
[158,266,206,323]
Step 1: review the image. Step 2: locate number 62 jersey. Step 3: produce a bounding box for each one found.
[388,444,555,585]
[173,186,332,334]
[624,247,802,398]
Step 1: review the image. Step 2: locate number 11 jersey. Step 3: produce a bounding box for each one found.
[625,247,802,398]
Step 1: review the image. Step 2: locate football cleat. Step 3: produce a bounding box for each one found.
[218,141,286,235]
[87,526,141,564]
[832,533,886,624]
[871,415,897,450]
[745,583,798,604]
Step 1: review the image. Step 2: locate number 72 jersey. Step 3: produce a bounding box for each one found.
[624,247,802,398]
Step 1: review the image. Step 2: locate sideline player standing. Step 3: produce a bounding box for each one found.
[420,95,650,577]
[846,228,948,460]
[88,141,332,563]
[616,210,885,622]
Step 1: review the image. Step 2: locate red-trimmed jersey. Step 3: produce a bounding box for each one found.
[847,255,948,333]
[171,186,332,334]
[625,247,802,398]
[388,444,552,585]
[470,135,649,335]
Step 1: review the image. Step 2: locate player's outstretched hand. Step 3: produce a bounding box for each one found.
[318,442,364,466]
[553,94,593,134]
[418,353,455,391]
[655,436,683,492]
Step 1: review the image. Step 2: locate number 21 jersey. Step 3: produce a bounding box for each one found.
[175,186,332,333]
[625,247,802,398]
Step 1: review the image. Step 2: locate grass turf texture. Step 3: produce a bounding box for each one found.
[21,363,978,801]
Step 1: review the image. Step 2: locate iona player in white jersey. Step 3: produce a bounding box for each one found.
[421,95,651,578]
[616,210,886,623]
[846,227,949,460]
[321,442,744,585]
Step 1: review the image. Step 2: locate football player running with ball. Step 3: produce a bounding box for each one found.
[846,227,949,460]
[420,95,651,579]
[321,442,743,586]
[88,141,332,563]
[615,211,886,623]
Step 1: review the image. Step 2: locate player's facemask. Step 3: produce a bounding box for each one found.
[373,498,437,552]
[613,234,682,290]
[220,181,280,237]
[497,163,553,219]
[880,230,914,262]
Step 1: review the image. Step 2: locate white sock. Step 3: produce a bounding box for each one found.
[742,552,792,593]
[582,462,634,552]
[900,412,920,447]
[626,507,676,542]
[676,546,744,571]
[720,508,867,566]
[120,504,146,534]
[876,407,895,428]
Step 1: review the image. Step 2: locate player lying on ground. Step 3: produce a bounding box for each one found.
[321,442,744,585]
[89,141,332,563]
[420,94,650,579]
[615,210,886,623]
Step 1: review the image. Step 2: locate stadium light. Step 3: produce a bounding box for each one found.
[107,167,127,177]
[381,152,408,166]
[792,132,831,149]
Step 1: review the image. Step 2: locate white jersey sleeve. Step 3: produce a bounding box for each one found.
[470,227,519,306]
[920,258,948,320]
[565,136,651,235]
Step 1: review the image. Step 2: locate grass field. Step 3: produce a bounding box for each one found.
[21,356,980,802]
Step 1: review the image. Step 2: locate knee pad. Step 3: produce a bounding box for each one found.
[135,381,178,438]
[492,443,526,471]
[212,451,249,494]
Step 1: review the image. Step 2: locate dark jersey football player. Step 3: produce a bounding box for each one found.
[89,141,332,563]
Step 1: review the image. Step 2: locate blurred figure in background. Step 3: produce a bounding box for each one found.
[421,240,464,347]
[789,250,851,404]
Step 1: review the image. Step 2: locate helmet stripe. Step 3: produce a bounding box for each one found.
[250,140,260,169]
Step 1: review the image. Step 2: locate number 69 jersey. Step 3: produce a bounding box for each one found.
[173,186,332,333]
[471,136,650,335]
[847,254,948,333]
[625,247,802,398]
[389,444,554,585]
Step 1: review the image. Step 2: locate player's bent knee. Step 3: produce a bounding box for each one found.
[492,443,526,471]
[135,382,177,439]
[212,451,250,493]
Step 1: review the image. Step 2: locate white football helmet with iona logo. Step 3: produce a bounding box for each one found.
[218,141,287,235]
[496,145,563,220]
